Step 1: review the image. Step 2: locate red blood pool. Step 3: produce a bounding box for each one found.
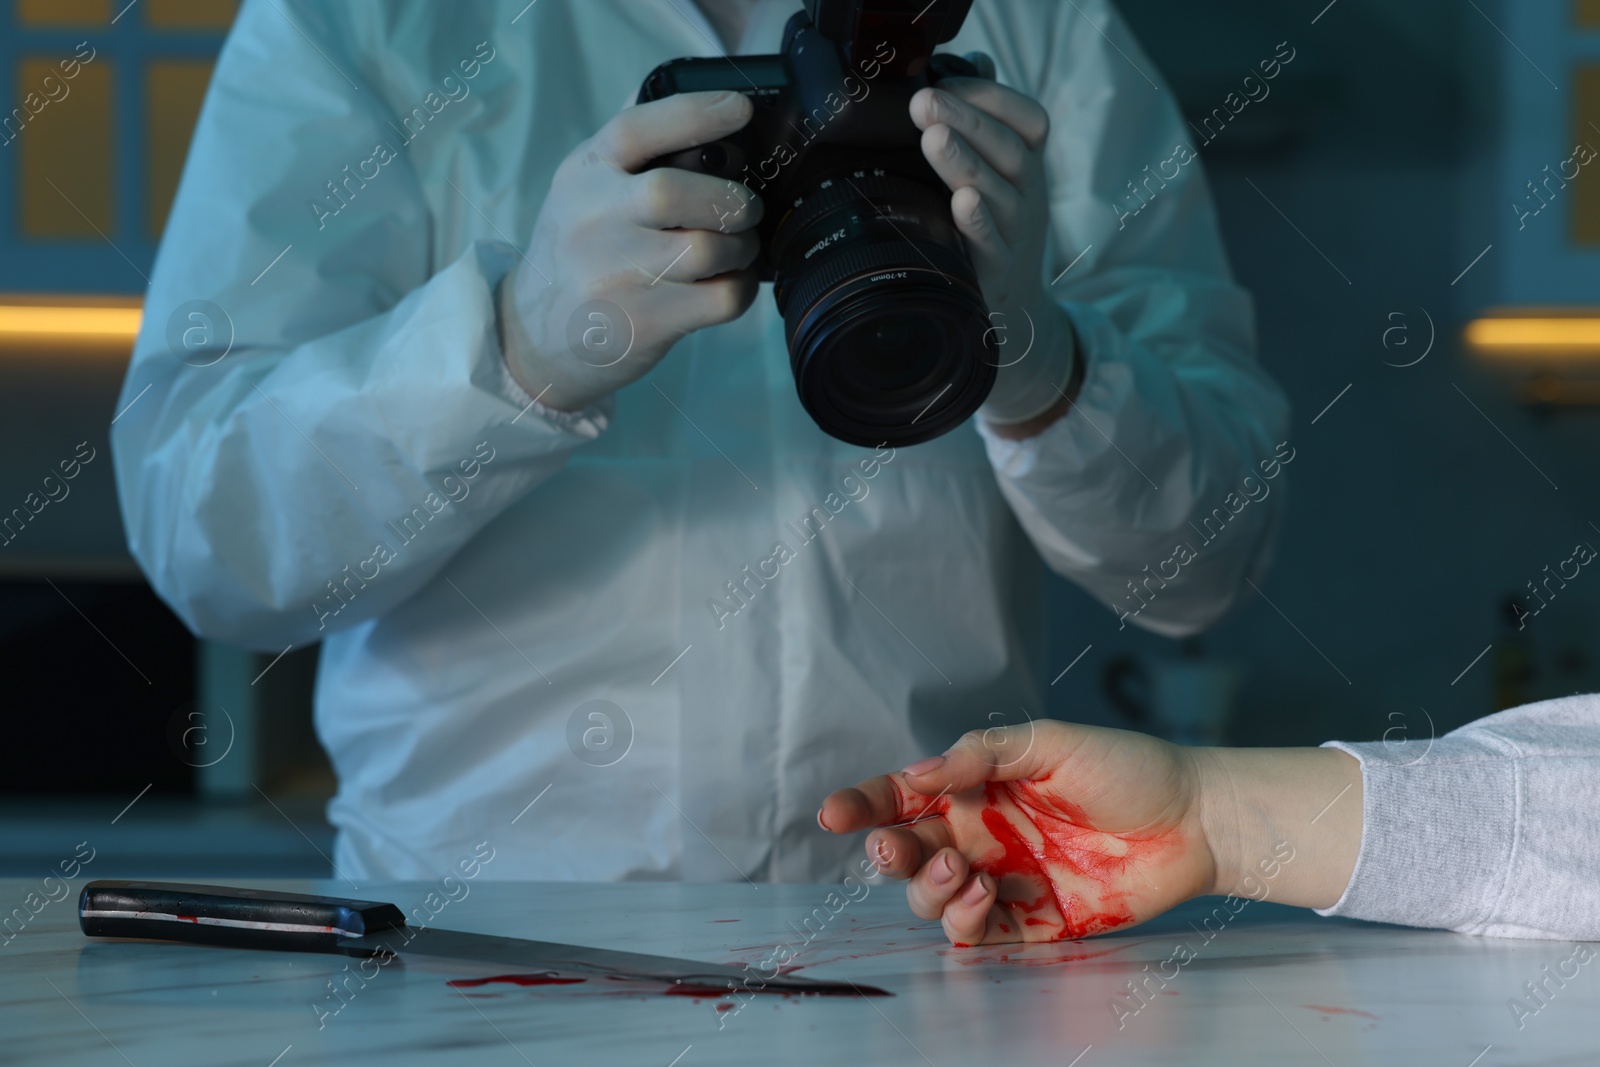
[714,1002,734,1011]
[447,973,586,988]
[550,975,893,999]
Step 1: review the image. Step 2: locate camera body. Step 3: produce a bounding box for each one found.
[638,0,999,448]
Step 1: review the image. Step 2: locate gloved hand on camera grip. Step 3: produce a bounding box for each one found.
[498,91,765,414]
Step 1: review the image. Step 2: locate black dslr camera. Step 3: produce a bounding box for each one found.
[639,0,998,448]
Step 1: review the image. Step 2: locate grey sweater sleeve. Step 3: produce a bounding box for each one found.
[1314,694,1600,940]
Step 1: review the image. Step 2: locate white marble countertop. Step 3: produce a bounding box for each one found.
[4,877,1594,1066]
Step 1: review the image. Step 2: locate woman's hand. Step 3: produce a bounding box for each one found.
[819,721,1365,947]
[819,722,1215,946]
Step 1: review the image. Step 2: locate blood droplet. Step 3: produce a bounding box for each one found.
[1304,1004,1379,1020]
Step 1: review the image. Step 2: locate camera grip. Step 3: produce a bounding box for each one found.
[647,141,748,182]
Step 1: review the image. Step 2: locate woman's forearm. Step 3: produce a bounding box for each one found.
[1192,745,1363,909]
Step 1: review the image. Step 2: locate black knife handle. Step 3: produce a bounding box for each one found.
[79,880,406,954]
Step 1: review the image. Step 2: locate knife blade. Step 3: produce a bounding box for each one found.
[78,880,887,996]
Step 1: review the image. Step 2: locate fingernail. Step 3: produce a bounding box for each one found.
[930,852,956,885]
[901,756,945,777]
[816,808,831,832]
[873,839,893,868]
[960,873,991,905]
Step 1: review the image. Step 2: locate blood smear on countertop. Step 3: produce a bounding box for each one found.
[1303,1004,1379,1020]
[447,975,889,998]
[446,973,587,988]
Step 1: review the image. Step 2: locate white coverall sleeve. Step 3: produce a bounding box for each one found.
[111,0,606,650]
[1316,695,1600,941]
[978,0,1291,637]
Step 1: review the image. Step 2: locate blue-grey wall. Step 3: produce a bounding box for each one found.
[1046,0,1600,747]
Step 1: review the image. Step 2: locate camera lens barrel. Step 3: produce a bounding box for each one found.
[771,172,998,448]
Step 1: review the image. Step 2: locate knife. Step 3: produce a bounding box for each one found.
[78,880,888,996]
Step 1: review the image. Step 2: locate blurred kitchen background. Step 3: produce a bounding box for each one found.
[0,0,1595,878]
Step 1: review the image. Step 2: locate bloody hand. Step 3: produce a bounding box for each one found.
[818,722,1218,946]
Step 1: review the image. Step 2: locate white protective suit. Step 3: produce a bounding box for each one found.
[112,0,1289,881]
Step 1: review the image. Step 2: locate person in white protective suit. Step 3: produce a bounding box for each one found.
[111,0,1290,882]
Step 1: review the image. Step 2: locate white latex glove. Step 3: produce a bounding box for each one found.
[910,74,1077,427]
[498,91,765,412]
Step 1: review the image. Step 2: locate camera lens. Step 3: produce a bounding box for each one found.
[840,313,938,394]
[772,172,997,447]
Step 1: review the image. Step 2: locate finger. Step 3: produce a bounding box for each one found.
[950,186,1012,291]
[650,271,760,337]
[864,827,930,879]
[628,168,765,233]
[640,268,758,343]
[910,87,1029,184]
[921,125,1023,234]
[819,772,955,833]
[934,77,1050,152]
[636,230,759,284]
[906,847,971,920]
[941,872,1003,947]
[598,91,754,173]
[885,810,955,860]
[900,721,1079,797]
